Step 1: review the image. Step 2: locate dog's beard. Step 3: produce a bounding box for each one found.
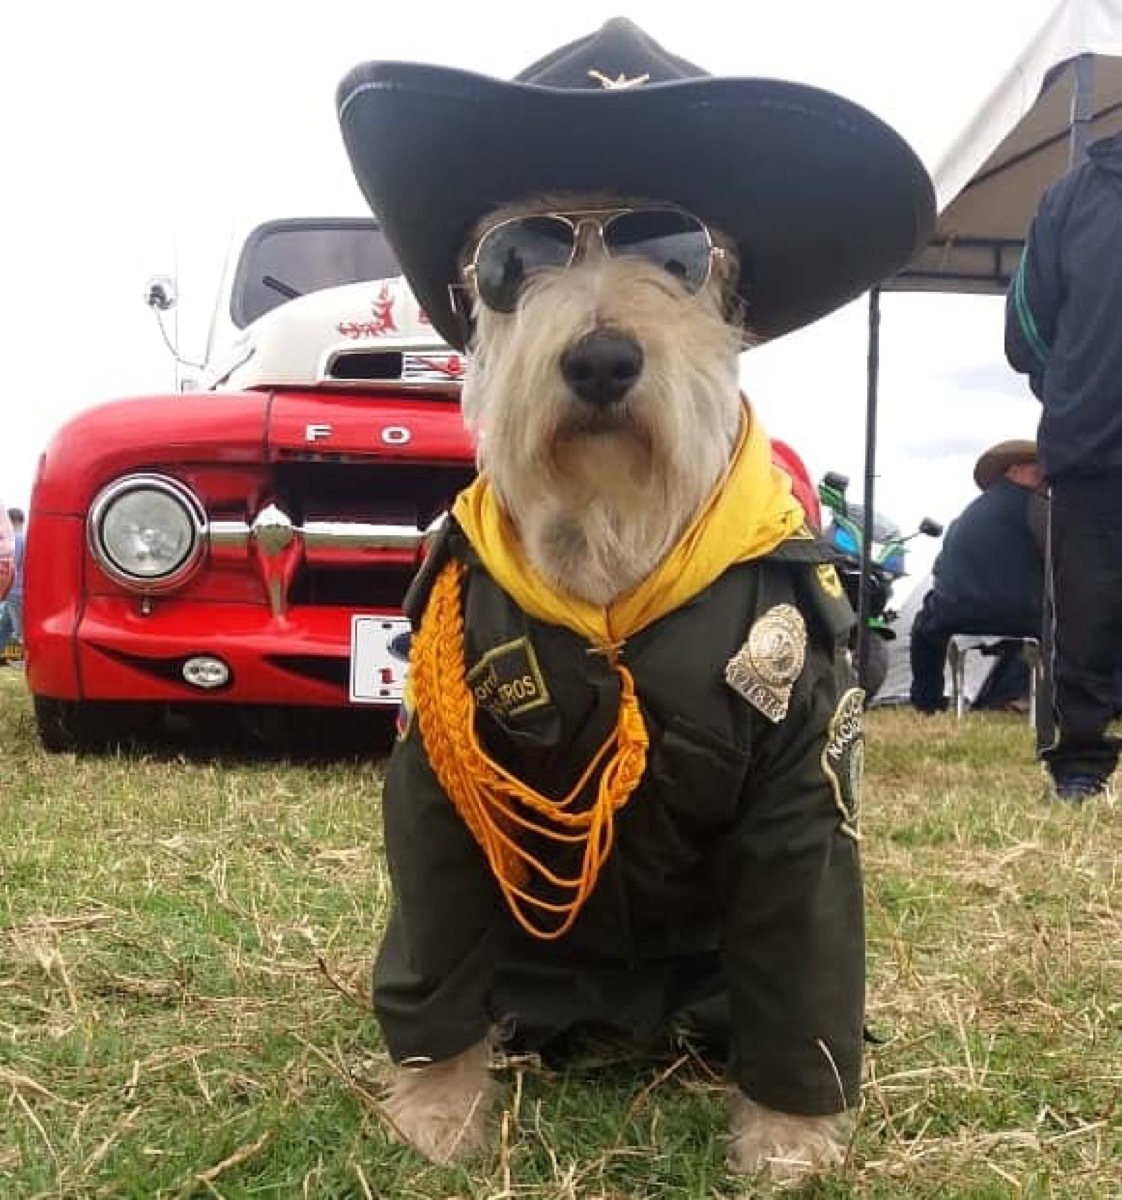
[554,400,639,439]
[463,256,743,606]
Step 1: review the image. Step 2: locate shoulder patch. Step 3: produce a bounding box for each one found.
[821,687,865,840]
[796,561,856,645]
[725,603,807,723]
[816,562,844,599]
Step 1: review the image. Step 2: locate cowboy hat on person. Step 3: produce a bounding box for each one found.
[973,439,1039,491]
[336,17,936,350]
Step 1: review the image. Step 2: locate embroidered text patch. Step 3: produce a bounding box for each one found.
[467,637,552,721]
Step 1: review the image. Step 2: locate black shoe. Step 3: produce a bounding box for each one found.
[1043,773,1115,804]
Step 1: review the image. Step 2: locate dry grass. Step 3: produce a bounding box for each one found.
[0,670,1118,1198]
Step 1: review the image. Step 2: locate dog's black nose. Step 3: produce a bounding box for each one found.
[560,331,643,406]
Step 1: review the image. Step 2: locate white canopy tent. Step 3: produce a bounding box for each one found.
[893,0,1122,296]
[853,0,1122,719]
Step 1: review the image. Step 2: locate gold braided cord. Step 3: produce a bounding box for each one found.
[410,560,649,940]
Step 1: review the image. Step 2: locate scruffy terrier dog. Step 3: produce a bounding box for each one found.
[379,196,859,1183]
[337,16,934,1188]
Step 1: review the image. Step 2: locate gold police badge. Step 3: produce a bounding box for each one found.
[725,603,807,723]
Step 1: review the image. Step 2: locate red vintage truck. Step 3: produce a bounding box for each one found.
[23,217,819,752]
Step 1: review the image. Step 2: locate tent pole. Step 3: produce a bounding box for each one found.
[858,286,880,691]
[1069,53,1095,166]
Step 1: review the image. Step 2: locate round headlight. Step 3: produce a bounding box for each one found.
[88,475,207,592]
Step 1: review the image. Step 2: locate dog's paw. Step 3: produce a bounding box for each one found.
[726,1091,854,1185]
[382,1040,498,1164]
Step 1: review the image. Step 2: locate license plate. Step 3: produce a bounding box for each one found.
[349,615,412,704]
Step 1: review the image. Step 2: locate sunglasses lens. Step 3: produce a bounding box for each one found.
[605,210,713,292]
[473,216,575,311]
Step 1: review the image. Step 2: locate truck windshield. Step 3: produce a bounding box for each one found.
[229,218,400,328]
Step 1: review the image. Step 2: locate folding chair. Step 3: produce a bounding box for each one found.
[947,635,1042,726]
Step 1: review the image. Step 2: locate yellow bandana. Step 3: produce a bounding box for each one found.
[452,401,805,647]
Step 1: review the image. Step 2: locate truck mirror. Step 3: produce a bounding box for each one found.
[144,275,178,312]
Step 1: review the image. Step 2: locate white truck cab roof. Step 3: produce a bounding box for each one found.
[202,276,464,393]
[192,216,463,393]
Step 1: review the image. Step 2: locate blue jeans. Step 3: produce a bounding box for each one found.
[0,593,22,646]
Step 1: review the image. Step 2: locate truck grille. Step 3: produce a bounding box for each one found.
[272,458,473,531]
[207,459,475,612]
[287,563,418,607]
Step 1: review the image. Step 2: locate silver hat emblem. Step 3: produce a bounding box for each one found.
[587,69,651,90]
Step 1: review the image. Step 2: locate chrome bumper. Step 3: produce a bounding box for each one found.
[209,505,442,616]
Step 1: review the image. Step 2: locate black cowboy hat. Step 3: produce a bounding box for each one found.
[337,17,936,350]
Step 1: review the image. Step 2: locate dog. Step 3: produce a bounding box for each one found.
[335,15,934,1189]
[378,195,858,1184]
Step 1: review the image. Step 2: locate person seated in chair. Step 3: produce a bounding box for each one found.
[909,440,1045,713]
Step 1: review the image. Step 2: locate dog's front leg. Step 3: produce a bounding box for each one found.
[383,1038,497,1164]
[727,1091,854,1183]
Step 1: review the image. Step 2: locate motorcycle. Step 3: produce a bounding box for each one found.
[818,471,943,701]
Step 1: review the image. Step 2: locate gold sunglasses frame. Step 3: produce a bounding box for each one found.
[460,206,728,312]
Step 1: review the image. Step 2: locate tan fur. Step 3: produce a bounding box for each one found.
[727,1091,854,1183]
[381,1039,495,1164]
[387,195,856,1183]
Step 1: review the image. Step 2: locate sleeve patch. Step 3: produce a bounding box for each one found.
[821,687,865,840]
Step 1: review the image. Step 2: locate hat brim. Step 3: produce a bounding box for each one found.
[973,440,1038,490]
[338,64,936,350]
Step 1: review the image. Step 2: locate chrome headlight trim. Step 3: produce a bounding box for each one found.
[87,474,208,593]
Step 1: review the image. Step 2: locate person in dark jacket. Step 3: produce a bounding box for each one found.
[909,441,1045,713]
[1005,131,1122,803]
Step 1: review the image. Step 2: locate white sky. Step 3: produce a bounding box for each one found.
[1,0,1060,593]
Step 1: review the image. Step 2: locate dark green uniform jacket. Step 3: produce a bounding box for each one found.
[376,523,864,1117]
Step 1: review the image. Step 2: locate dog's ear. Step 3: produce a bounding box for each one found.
[723,268,753,341]
[714,243,759,346]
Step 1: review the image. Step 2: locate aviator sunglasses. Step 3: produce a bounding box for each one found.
[462,207,728,313]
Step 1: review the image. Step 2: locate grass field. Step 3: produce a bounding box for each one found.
[1,669,1118,1199]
